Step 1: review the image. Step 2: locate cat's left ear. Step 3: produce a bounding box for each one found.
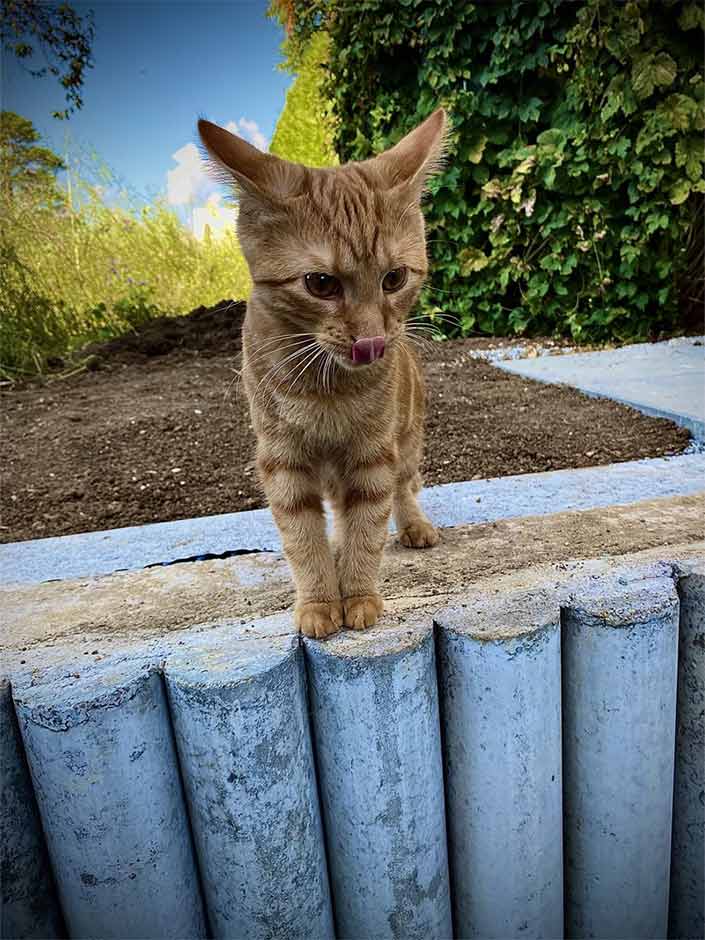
[373,108,448,197]
[197,118,304,205]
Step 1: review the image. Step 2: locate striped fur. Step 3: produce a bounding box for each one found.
[199,110,447,637]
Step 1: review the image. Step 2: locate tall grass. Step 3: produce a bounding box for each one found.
[0,151,250,381]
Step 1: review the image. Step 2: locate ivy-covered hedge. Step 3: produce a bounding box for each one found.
[291,0,704,341]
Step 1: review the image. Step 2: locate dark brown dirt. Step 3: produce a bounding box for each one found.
[1,300,691,543]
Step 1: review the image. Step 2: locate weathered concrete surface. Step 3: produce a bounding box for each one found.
[669,566,705,940]
[13,665,207,939]
[2,453,703,584]
[305,626,452,939]
[2,555,704,940]
[562,577,679,940]
[1,679,65,939]
[436,594,563,939]
[164,636,334,939]
[497,336,705,439]
[3,494,703,660]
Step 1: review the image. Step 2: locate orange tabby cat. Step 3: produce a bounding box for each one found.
[198,109,446,638]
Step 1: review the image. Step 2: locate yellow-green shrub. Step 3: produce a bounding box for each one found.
[1,155,251,378]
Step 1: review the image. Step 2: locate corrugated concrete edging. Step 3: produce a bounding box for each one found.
[304,624,452,938]
[2,554,703,940]
[0,679,65,939]
[670,568,705,940]
[163,634,334,938]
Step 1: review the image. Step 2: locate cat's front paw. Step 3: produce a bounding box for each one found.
[398,521,440,548]
[343,594,384,631]
[295,601,343,639]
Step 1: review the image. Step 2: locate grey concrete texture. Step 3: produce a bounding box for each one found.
[164,636,334,939]
[2,452,703,585]
[561,577,679,940]
[4,493,704,671]
[0,680,65,939]
[304,625,453,939]
[497,335,705,440]
[13,665,207,939]
[669,565,705,940]
[2,555,704,940]
[436,595,563,939]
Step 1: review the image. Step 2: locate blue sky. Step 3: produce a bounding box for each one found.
[3,0,291,205]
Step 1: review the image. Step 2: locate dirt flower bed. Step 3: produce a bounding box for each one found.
[1,301,691,544]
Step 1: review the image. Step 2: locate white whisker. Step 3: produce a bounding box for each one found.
[254,343,317,408]
[286,346,326,396]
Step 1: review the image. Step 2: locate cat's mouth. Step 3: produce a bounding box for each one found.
[351,336,386,365]
[320,339,389,369]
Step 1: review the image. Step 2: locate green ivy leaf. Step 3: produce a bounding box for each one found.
[459,247,490,275]
[536,128,567,152]
[675,135,705,181]
[658,93,698,131]
[632,52,677,100]
[467,134,488,164]
[518,97,543,122]
[678,3,705,30]
[669,179,691,204]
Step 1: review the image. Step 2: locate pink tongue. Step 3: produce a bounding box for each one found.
[352,336,386,364]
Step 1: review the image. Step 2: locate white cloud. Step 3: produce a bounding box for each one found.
[166,116,267,208]
[167,141,213,206]
[226,117,268,152]
[192,192,238,241]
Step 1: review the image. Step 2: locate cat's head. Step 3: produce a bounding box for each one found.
[198,109,447,367]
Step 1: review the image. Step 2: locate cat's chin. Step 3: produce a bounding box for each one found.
[337,355,386,372]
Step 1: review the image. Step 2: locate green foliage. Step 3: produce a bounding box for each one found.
[292,0,704,341]
[0,120,251,379]
[270,32,338,166]
[1,110,65,199]
[0,243,81,378]
[1,0,94,119]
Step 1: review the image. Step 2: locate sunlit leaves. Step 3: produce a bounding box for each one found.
[675,135,705,181]
[458,247,489,275]
[288,0,702,341]
[631,52,677,100]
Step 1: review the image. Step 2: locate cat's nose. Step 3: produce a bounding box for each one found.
[351,336,385,364]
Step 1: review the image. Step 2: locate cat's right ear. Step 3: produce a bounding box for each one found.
[197,119,303,204]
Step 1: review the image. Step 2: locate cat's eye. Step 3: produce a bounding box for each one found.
[304,272,342,299]
[382,267,408,292]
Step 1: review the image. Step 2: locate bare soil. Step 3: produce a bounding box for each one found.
[1,300,691,544]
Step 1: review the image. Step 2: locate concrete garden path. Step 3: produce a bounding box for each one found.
[496,336,704,440]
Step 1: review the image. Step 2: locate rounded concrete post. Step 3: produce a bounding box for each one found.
[435,593,563,939]
[13,663,206,939]
[304,624,452,940]
[562,576,679,940]
[164,635,334,939]
[669,569,705,940]
[1,678,65,939]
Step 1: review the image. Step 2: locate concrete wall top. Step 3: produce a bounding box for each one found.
[436,589,558,642]
[435,564,684,644]
[2,454,703,585]
[164,633,298,689]
[304,620,431,662]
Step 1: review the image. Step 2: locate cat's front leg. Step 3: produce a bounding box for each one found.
[333,447,396,630]
[258,451,342,639]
